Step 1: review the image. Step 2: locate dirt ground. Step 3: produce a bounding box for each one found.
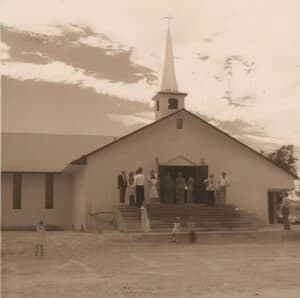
[2,231,300,298]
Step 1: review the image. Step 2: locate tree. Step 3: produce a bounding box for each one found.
[262,145,298,177]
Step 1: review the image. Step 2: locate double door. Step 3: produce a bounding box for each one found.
[158,165,208,203]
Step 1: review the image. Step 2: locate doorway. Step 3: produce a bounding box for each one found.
[158,165,208,204]
[268,191,283,224]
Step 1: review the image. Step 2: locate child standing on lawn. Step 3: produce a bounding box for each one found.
[172,217,181,242]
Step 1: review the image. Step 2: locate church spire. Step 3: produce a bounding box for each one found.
[152,20,187,120]
[161,23,178,92]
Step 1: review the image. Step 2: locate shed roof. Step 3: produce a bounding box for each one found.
[1,133,114,172]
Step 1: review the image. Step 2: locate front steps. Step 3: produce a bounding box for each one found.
[118,205,142,233]
[117,204,259,233]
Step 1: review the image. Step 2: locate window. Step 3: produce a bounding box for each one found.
[156,100,160,111]
[13,173,22,209]
[177,118,183,129]
[168,98,178,109]
[45,174,54,209]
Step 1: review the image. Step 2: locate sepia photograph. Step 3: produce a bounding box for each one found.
[1,0,300,297]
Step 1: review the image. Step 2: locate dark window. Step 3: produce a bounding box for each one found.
[45,174,54,209]
[177,118,183,129]
[156,100,160,111]
[13,173,22,209]
[168,98,178,109]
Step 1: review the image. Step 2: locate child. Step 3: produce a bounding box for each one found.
[172,217,181,242]
[35,220,46,256]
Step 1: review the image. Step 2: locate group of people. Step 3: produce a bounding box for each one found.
[117,168,159,206]
[118,168,230,207]
[204,172,230,206]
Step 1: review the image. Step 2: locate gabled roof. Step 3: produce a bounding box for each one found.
[2,133,115,172]
[82,109,298,179]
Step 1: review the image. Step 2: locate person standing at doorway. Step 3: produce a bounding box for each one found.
[164,172,174,203]
[117,170,127,204]
[280,192,291,231]
[175,172,186,204]
[218,171,230,206]
[187,176,194,204]
[128,171,136,206]
[35,220,46,256]
[148,169,159,204]
[204,174,216,206]
[134,168,145,207]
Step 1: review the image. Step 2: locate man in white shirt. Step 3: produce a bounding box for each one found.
[134,167,145,206]
[204,174,217,206]
[218,171,230,205]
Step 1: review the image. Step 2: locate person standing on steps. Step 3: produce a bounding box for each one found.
[186,176,194,204]
[204,174,217,207]
[148,169,160,204]
[218,171,230,206]
[117,170,127,204]
[134,167,145,207]
[35,220,46,256]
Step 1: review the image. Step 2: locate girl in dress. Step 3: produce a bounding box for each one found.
[148,169,160,204]
[172,217,181,242]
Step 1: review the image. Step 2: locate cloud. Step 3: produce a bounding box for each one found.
[0,42,10,59]
[1,60,156,102]
[2,26,157,84]
[1,76,151,135]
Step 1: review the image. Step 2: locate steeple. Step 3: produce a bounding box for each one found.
[161,27,178,92]
[152,21,187,120]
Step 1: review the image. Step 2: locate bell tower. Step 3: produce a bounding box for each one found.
[152,21,187,120]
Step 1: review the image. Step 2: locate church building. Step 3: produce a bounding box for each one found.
[1,27,296,231]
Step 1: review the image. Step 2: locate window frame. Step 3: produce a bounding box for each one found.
[13,173,22,209]
[45,173,54,209]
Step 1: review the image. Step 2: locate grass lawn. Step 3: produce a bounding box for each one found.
[2,231,300,297]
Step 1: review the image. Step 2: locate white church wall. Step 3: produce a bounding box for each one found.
[181,112,294,221]
[72,168,88,231]
[1,173,72,229]
[85,114,184,213]
[84,110,294,222]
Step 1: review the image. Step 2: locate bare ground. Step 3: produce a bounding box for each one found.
[2,231,300,298]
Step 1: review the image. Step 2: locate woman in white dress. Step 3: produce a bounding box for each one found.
[141,203,150,232]
[148,170,159,204]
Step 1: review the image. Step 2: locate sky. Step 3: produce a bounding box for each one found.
[1,0,300,156]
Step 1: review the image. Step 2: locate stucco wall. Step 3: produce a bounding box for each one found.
[85,110,294,222]
[1,173,73,228]
[72,168,87,230]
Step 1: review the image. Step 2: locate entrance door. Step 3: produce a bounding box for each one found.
[268,191,287,224]
[158,165,207,203]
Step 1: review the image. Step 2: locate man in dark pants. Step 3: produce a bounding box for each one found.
[117,170,127,204]
[204,174,216,206]
[134,168,145,206]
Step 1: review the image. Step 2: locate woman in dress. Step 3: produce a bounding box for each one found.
[148,169,160,204]
[141,202,150,232]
